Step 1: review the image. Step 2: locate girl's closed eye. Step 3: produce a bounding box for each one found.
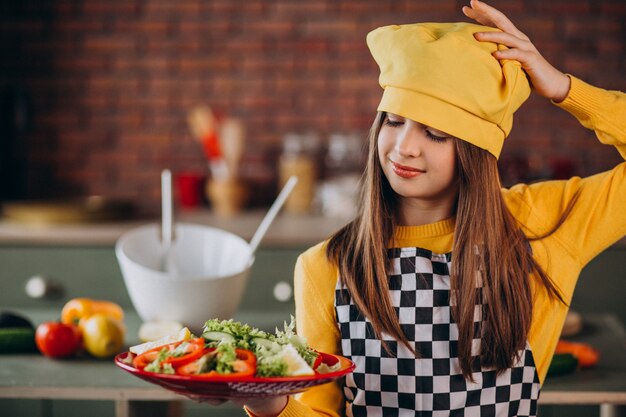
[425,130,449,143]
[384,117,404,128]
[384,113,450,142]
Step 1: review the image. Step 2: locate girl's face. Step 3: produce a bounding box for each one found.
[378,113,459,210]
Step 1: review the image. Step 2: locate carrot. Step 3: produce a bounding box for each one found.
[554,340,600,368]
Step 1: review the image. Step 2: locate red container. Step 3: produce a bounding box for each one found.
[175,172,206,208]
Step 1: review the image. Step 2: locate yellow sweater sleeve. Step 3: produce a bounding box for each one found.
[505,75,626,266]
[503,76,626,383]
[266,242,345,417]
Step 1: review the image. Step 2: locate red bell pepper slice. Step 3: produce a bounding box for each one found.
[312,352,322,371]
[133,349,159,370]
[555,340,600,368]
[177,348,256,378]
[133,338,205,371]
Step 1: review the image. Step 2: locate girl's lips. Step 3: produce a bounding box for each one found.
[390,160,425,179]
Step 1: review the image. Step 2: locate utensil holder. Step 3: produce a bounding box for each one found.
[206,178,248,216]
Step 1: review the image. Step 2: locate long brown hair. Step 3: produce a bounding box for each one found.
[327,111,566,378]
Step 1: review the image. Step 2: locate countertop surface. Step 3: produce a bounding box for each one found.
[1,209,624,249]
[0,209,350,247]
[1,309,625,405]
[0,307,294,399]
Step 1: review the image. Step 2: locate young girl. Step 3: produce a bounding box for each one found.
[242,1,625,416]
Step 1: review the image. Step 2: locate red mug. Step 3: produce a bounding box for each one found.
[175,172,206,208]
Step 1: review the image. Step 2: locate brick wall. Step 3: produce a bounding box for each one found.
[1,0,624,216]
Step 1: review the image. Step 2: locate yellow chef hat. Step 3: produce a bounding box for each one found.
[367,22,531,158]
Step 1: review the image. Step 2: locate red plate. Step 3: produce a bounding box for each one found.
[114,351,355,400]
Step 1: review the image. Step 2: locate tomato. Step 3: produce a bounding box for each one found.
[133,338,205,370]
[35,322,82,358]
[177,348,256,378]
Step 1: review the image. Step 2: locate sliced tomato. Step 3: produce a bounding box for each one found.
[177,348,256,378]
[133,338,205,370]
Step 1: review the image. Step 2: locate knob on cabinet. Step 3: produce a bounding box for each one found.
[25,275,64,300]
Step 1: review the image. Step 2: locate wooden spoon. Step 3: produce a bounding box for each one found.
[219,117,245,179]
[187,105,228,179]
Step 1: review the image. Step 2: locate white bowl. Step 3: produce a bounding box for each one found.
[115,223,253,334]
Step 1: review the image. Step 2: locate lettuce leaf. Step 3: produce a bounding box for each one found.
[201,316,317,377]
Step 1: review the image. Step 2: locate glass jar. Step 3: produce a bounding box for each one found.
[318,132,365,219]
[278,132,318,214]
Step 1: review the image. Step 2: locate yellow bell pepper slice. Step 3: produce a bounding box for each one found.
[61,298,124,326]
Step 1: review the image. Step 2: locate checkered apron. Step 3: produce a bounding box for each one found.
[335,247,541,417]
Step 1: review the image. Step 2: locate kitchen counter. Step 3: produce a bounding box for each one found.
[540,315,626,407]
[0,308,296,417]
[1,309,625,417]
[0,209,349,247]
[1,209,625,249]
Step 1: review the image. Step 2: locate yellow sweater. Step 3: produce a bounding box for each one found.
[268,76,626,417]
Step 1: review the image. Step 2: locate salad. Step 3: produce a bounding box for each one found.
[125,317,340,378]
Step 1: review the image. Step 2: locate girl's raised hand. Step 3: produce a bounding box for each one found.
[462,0,571,102]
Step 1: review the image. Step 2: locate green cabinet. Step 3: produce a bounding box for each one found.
[0,245,303,314]
[569,246,626,325]
[2,244,624,323]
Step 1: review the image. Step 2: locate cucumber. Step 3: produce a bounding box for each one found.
[0,311,34,330]
[202,331,235,343]
[0,327,37,353]
[252,337,279,350]
[547,353,578,377]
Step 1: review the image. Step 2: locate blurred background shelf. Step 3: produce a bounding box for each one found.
[0,209,349,247]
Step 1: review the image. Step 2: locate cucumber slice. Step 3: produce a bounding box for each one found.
[202,331,235,343]
[0,327,37,353]
[252,337,279,350]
